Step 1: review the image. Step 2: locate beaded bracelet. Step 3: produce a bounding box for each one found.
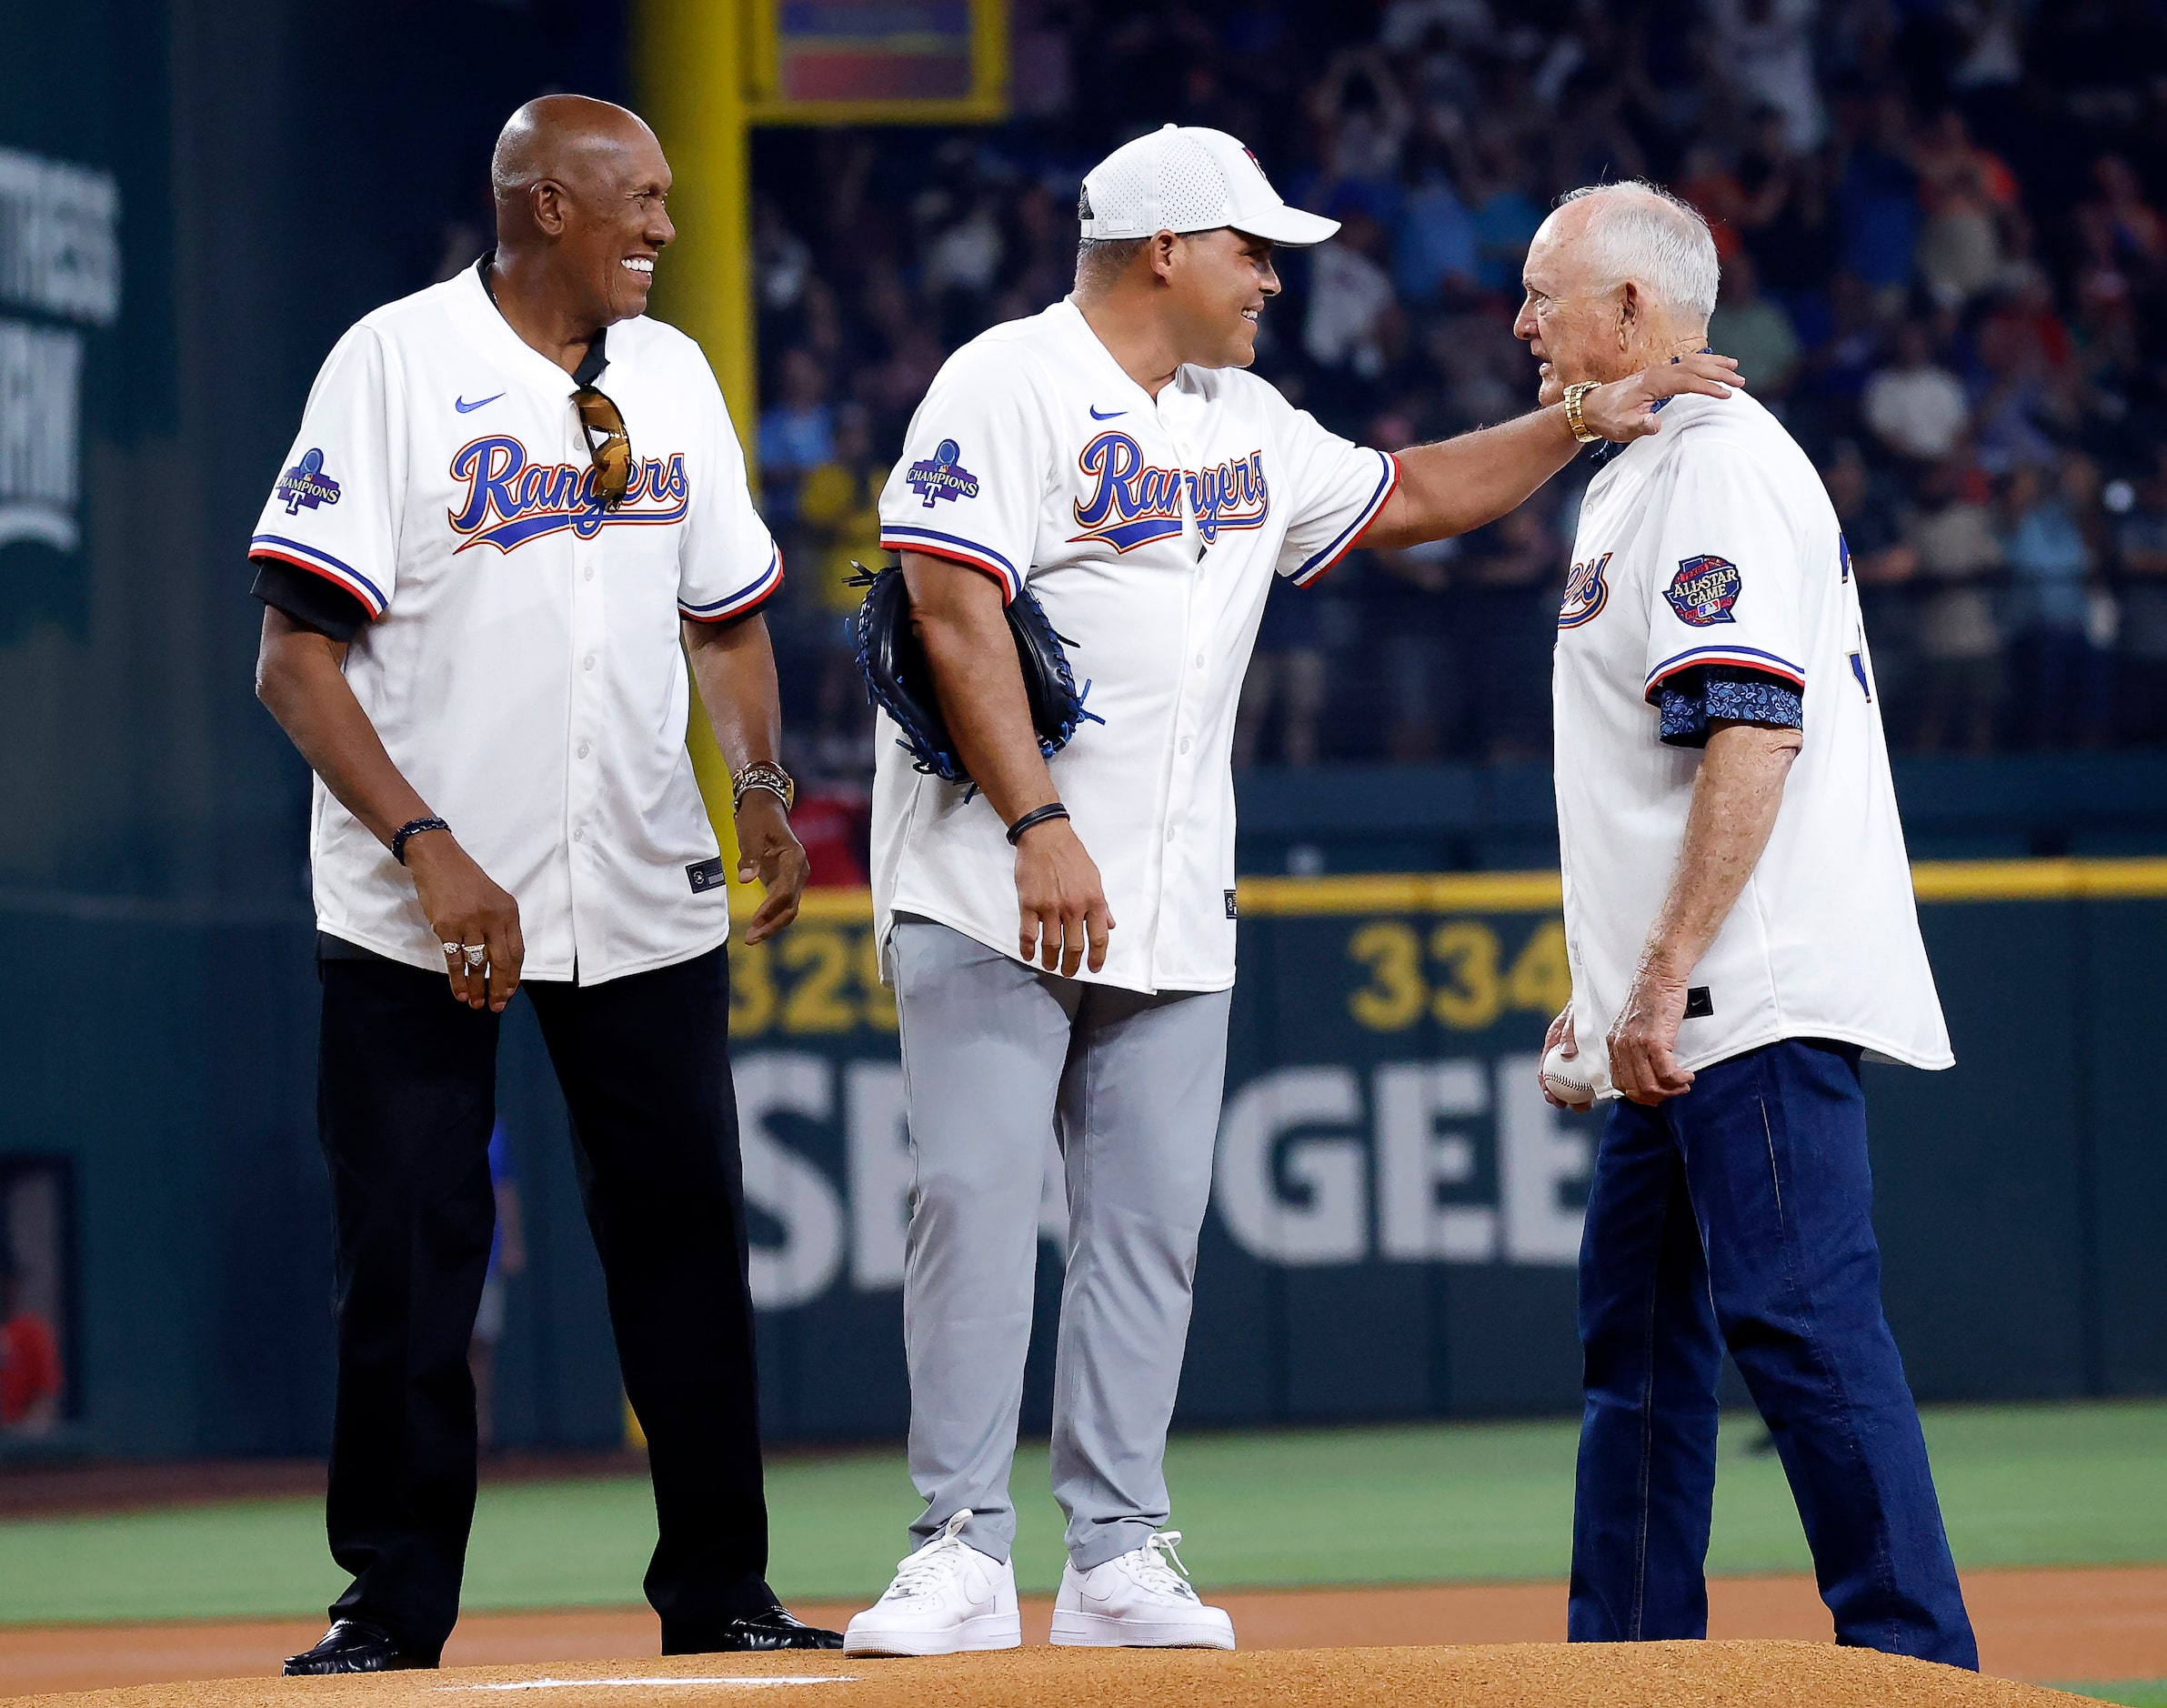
[391,817,449,865]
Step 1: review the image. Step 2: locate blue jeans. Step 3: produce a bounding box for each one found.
[1567,1040,1977,1668]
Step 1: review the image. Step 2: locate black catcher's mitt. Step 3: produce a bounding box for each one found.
[848,560,1101,788]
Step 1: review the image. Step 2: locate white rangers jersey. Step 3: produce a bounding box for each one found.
[1552,388,1952,1091]
[874,297,1399,993]
[250,265,780,983]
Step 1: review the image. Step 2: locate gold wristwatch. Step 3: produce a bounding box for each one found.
[1562,380,1603,444]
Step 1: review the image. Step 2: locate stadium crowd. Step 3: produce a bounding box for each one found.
[744,0,2167,854]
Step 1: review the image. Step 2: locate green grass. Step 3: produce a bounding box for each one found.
[2052,1685,2167,1707]
[0,1401,2160,1626]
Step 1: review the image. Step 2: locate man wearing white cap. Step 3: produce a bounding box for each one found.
[841,126,1739,1658]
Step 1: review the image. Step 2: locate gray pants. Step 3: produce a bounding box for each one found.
[890,917,1232,1571]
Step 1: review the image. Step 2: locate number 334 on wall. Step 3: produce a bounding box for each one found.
[1346,918,1572,1032]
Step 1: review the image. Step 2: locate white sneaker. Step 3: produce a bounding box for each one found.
[1048,1530,1236,1649]
[843,1510,1022,1656]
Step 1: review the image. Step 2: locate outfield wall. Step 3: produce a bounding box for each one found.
[3,860,2162,1462]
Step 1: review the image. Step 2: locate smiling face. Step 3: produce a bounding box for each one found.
[547,125,674,327]
[1513,205,1639,406]
[1160,227,1281,369]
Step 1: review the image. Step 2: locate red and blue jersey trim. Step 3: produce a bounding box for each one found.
[1643,642,1806,702]
[681,543,784,622]
[1290,450,1401,586]
[249,533,388,618]
[880,525,1024,602]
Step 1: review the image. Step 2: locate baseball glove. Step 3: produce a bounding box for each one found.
[848,560,1102,788]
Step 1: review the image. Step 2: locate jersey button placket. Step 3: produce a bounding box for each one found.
[567,520,602,961]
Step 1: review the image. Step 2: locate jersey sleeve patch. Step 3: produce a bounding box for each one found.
[273,447,343,516]
[902,438,983,507]
[1663,554,1741,626]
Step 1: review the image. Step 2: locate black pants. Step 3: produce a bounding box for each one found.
[316,946,771,1662]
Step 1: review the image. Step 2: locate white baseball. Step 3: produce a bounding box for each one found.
[1541,1041,1599,1109]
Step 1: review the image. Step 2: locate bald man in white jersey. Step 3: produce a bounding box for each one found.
[1523,182,1977,1668]
[840,126,1740,1658]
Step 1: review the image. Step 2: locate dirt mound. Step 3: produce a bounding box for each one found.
[0,1641,2098,1708]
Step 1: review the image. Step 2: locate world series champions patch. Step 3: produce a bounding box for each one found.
[276,447,342,516]
[1665,554,1741,627]
[906,438,981,508]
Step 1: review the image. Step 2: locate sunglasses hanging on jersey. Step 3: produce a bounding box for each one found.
[474,253,633,510]
[573,384,633,509]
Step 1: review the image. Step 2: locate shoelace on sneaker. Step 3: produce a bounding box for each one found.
[1127,1530,1200,1601]
[888,1509,976,1600]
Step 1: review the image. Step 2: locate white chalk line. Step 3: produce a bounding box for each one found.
[436,1679,858,1693]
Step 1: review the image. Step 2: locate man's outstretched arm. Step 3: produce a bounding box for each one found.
[1359,353,1741,548]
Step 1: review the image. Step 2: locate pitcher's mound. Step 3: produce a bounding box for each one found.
[2,1642,2098,1708]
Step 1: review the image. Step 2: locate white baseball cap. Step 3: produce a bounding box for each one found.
[1078,124,1340,248]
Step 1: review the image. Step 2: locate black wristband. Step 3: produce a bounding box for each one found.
[1006,802,1070,846]
[391,817,449,865]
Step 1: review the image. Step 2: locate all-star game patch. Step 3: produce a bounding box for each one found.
[276,447,342,516]
[906,437,981,508]
[1664,554,1741,627]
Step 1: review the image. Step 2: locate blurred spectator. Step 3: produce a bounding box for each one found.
[1827,440,1921,729]
[757,348,835,515]
[2003,457,2112,747]
[1862,322,1970,463]
[1911,108,2016,308]
[1462,127,1544,294]
[1304,208,1400,379]
[1909,459,2005,754]
[794,404,886,776]
[2115,451,2167,745]
[738,0,2167,775]
[1707,0,1823,151]
[1461,505,1560,760]
[1391,135,1478,306]
[1841,94,1922,307]
[1707,251,1802,399]
[2082,155,2167,278]
[1235,594,1331,769]
[1367,537,1460,761]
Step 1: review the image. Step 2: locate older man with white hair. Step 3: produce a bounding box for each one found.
[1520,183,1978,1668]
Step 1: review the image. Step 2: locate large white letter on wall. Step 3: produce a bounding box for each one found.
[1375,1060,1498,1261]
[845,1060,911,1291]
[735,1052,847,1308]
[1497,1053,1592,1264]
[1214,1066,1368,1265]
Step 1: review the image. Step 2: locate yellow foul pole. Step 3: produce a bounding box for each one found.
[633,0,755,875]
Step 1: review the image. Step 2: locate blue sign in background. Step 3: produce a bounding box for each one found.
[3,869,2163,1462]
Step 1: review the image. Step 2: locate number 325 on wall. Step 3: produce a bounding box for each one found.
[1347,918,1571,1032]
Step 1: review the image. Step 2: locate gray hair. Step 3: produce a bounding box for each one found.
[1554,181,1720,323]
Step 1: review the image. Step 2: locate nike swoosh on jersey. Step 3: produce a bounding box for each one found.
[455,392,506,414]
[1089,406,1126,419]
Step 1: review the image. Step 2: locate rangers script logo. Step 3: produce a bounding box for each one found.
[1559,549,1611,628]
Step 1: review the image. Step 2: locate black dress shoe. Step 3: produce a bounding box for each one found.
[283,1620,422,1675]
[696,1607,845,1653]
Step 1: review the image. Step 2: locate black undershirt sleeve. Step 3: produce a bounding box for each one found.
[250,557,370,643]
